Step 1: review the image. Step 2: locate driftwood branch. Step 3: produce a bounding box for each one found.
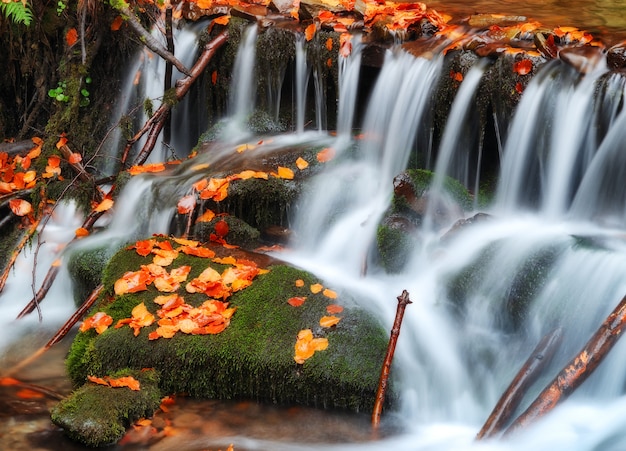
[116,4,191,76]
[372,289,412,429]
[121,29,229,167]
[505,294,626,434]
[476,327,563,439]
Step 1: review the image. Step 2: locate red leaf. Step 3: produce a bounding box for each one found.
[287,296,306,307]
[513,59,533,75]
[66,28,78,47]
[214,219,229,237]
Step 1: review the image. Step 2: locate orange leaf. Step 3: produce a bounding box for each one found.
[75,227,90,237]
[56,134,68,149]
[316,147,335,162]
[322,288,337,299]
[339,33,352,57]
[87,375,109,386]
[326,37,333,51]
[211,70,218,85]
[296,157,309,170]
[214,219,229,237]
[66,28,78,47]
[111,15,124,31]
[16,388,45,399]
[196,209,216,223]
[513,59,533,75]
[310,283,323,294]
[295,279,305,287]
[79,312,114,334]
[0,377,20,386]
[287,296,306,307]
[108,376,141,391]
[320,315,341,327]
[177,194,196,215]
[294,329,329,364]
[326,304,344,314]
[9,199,32,216]
[214,15,230,25]
[275,166,294,179]
[94,198,114,212]
[305,23,316,41]
[68,152,82,164]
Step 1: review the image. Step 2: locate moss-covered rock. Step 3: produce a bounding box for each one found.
[376,169,473,273]
[66,238,393,424]
[50,368,162,447]
[67,244,119,306]
[193,215,261,248]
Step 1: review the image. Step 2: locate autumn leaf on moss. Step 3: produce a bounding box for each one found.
[79,312,113,334]
[513,59,533,75]
[310,283,323,294]
[9,199,32,217]
[295,279,305,287]
[326,304,344,314]
[66,28,78,47]
[274,166,294,180]
[305,23,316,41]
[287,296,306,307]
[196,209,216,224]
[294,329,329,364]
[114,269,153,295]
[322,288,337,299]
[296,157,309,170]
[56,134,68,149]
[316,147,335,163]
[115,302,155,336]
[320,315,341,328]
[87,375,141,391]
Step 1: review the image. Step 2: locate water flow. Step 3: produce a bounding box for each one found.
[336,34,363,139]
[103,22,207,174]
[295,34,310,134]
[223,24,259,140]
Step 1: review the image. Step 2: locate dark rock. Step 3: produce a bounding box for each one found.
[607,41,626,69]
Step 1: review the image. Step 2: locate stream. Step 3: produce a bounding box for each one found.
[4,1,626,450]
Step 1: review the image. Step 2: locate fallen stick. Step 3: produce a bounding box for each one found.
[5,284,103,377]
[372,289,412,429]
[476,327,562,439]
[505,294,626,434]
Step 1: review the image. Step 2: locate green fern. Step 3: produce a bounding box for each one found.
[0,1,34,26]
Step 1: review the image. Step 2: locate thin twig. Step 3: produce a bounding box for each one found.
[372,289,412,429]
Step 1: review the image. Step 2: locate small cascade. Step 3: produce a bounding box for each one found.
[295,33,311,134]
[223,24,259,140]
[10,17,626,451]
[103,23,207,174]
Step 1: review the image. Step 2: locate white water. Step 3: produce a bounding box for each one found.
[6,23,626,451]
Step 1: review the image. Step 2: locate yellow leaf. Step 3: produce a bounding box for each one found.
[310,283,323,294]
[276,166,294,179]
[322,288,337,299]
[94,198,114,212]
[296,157,309,170]
[320,315,341,327]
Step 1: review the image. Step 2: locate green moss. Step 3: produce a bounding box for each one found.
[67,240,392,413]
[50,368,161,447]
[376,222,415,274]
[67,243,120,305]
[192,215,260,248]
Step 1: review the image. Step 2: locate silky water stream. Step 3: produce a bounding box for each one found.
[5,17,626,451]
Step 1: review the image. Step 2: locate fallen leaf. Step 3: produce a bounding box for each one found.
[94,198,114,212]
[326,304,344,314]
[111,15,124,31]
[214,15,230,25]
[316,147,335,163]
[310,283,323,294]
[9,199,32,216]
[75,227,89,237]
[296,157,309,170]
[295,279,305,287]
[320,315,341,327]
[513,59,533,75]
[287,296,306,307]
[66,28,78,47]
[305,23,316,41]
[322,288,337,299]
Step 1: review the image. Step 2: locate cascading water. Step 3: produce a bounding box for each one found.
[8,18,626,451]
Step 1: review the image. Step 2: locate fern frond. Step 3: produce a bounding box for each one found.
[0,1,34,26]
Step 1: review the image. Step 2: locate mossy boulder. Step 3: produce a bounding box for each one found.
[67,243,120,306]
[64,236,393,438]
[377,169,473,272]
[50,368,162,447]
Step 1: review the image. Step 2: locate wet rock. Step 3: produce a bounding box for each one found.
[607,41,626,69]
[559,46,605,73]
[534,31,558,59]
[65,242,392,446]
[50,369,162,447]
[440,212,492,243]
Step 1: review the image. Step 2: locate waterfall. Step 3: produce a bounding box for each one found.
[9,20,626,451]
